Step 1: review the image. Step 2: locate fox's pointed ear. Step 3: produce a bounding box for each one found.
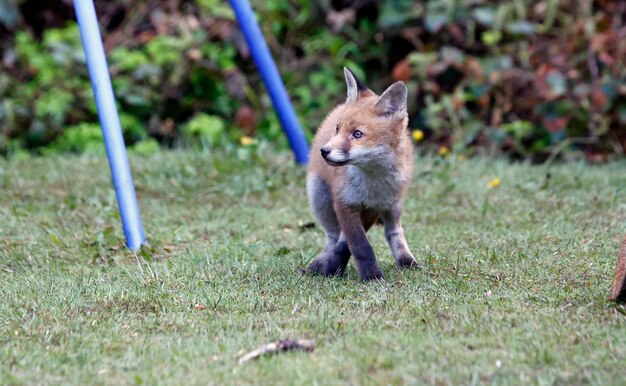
[344,67,372,103]
[375,81,407,116]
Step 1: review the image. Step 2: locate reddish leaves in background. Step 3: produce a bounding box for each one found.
[392,57,411,82]
[235,105,258,134]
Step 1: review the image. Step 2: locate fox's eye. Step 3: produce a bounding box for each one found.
[335,125,339,134]
[352,130,364,139]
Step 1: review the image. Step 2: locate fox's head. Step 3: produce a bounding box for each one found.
[320,67,409,169]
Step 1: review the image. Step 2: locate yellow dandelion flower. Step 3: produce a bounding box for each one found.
[412,129,424,142]
[438,146,449,156]
[239,136,254,146]
[487,177,501,189]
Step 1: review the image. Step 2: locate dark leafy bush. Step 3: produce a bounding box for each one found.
[0,0,624,161]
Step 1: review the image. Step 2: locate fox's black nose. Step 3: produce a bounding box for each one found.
[320,147,331,158]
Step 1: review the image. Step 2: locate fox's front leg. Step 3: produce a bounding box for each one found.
[335,204,383,281]
[382,207,418,268]
[305,236,351,277]
[305,174,352,277]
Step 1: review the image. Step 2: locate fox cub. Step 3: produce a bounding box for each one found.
[305,67,417,281]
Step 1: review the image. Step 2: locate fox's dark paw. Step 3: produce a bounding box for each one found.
[304,258,344,277]
[361,273,385,282]
[357,264,384,282]
[396,254,420,269]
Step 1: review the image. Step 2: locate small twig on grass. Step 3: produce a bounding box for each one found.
[238,339,315,365]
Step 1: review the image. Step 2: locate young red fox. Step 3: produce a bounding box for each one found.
[305,67,417,281]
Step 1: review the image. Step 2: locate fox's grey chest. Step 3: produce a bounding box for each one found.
[341,165,406,211]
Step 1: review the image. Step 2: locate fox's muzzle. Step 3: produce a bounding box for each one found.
[320,146,349,166]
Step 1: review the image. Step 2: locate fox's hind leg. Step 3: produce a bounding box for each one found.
[305,174,351,276]
[382,206,418,268]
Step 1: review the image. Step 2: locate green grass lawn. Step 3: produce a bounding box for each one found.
[1,150,625,385]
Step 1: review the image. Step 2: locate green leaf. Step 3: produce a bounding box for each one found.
[34,89,74,124]
[505,21,536,36]
[197,0,235,19]
[130,139,160,156]
[0,0,19,28]
[110,48,149,72]
[472,7,495,26]
[48,122,104,154]
[146,35,189,67]
[481,30,502,46]
[425,11,448,33]
[182,113,226,146]
[501,120,534,141]
[378,0,422,29]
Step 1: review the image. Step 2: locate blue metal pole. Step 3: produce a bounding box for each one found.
[229,0,309,164]
[73,0,145,250]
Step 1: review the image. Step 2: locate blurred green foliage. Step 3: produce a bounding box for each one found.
[0,0,625,161]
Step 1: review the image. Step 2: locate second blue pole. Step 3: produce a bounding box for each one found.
[229,0,309,164]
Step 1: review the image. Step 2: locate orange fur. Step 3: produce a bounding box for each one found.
[309,96,413,202]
